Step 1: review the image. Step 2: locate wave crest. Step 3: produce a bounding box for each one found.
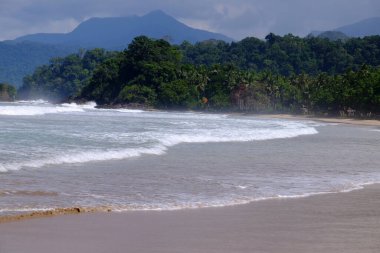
[0,105,85,116]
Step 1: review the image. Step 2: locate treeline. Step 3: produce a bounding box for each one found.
[18,35,380,117]
[0,83,16,101]
[180,34,380,76]
[18,49,117,101]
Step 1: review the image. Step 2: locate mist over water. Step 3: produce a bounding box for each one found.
[0,101,379,215]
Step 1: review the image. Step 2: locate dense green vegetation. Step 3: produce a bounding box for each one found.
[180,34,380,76]
[18,49,116,101]
[18,35,380,117]
[313,31,350,42]
[0,83,16,101]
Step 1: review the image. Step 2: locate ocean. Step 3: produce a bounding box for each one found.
[0,101,379,216]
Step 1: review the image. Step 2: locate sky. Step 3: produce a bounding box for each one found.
[0,0,379,41]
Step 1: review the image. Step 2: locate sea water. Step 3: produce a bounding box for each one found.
[0,101,379,215]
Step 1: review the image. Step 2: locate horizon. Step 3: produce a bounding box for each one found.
[0,0,379,41]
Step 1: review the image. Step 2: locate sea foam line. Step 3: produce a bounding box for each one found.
[61,101,97,109]
[1,180,376,217]
[0,146,167,172]
[0,125,318,172]
[0,105,85,116]
[0,121,319,172]
[79,180,380,213]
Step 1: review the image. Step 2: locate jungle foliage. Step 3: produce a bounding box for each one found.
[18,35,380,117]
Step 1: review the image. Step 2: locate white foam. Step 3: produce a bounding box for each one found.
[1,180,376,215]
[1,146,167,172]
[121,111,227,119]
[15,99,50,105]
[158,127,318,146]
[0,105,84,116]
[108,180,379,212]
[114,109,145,113]
[0,208,54,213]
[0,165,7,173]
[61,101,97,109]
[0,107,321,172]
[0,125,317,172]
[0,116,319,172]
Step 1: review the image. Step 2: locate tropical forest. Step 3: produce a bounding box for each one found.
[17,34,380,118]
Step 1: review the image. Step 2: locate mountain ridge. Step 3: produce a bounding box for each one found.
[335,17,380,37]
[15,10,233,49]
[1,10,232,86]
[310,16,380,38]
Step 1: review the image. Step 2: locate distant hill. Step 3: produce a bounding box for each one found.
[335,17,380,37]
[0,41,75,87]
[310,17,380,38]
[1,10,232,86]
[15,10,233,49]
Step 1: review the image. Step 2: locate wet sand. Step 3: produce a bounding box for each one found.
[258,114,380,127]
[1,185,380,253]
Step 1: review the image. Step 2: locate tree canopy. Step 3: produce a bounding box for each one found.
[18,34,380,118]
[0,83,16,101]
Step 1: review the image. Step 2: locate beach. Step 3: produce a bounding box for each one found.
[1,184,380,253]
[1,103,380,253]
[1,1,380,252]
[257,114,380,127]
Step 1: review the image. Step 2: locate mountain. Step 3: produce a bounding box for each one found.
[0,41,75,87]
[1,10,232,87]
[335,17,380,37]
[310,17,380,38]
[15,10,233,49]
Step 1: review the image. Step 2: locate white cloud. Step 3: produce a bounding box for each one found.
[0,17,80,40]
[214,2,257,19]
[178,18,216,32]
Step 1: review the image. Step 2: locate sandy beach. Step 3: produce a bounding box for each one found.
[257,114,380,127]
[1,185,380,253]
[1,112,379,253]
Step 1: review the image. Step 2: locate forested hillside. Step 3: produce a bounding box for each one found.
[2,11,231,87]
[15,10,232,49]
[18,49,117,101]
[0,83,16,101]
[18,35,380,117]
[180,34,380,76]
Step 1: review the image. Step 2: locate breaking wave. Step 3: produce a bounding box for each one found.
[0,100,321,172]
[61,101,97,109]
[0,101,99,116]
[0,105,84,116]
[0,123,317,172]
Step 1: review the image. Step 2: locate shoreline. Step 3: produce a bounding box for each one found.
[256,113,380,127]
[9,100,380,127]
[92,102,380,127]
[1,184,380,253]
[1,117,379,252]
[0,119,380,224]
[0,207,112,224]
[0,183,376,224]
[96,104,380,127]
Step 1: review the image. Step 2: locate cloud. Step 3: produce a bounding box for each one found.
[178,18,216,33]
[0,0,379,41]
